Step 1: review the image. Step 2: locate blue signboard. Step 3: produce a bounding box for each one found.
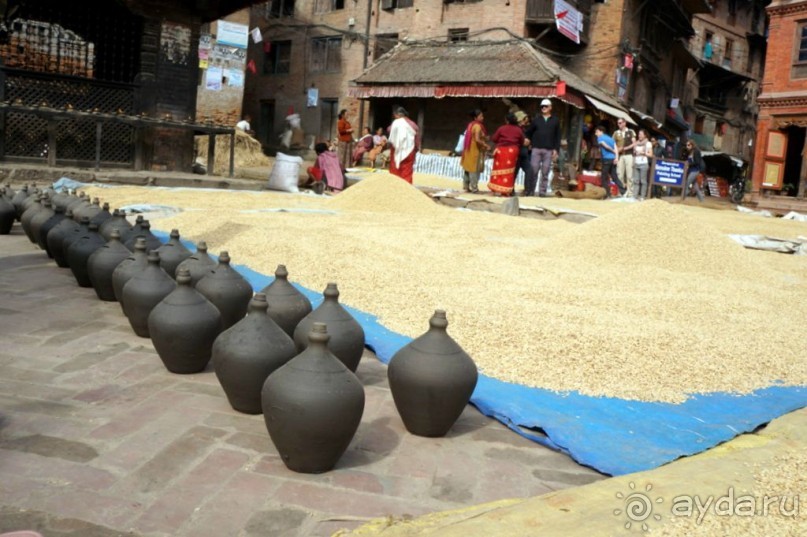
[652,158,687,188]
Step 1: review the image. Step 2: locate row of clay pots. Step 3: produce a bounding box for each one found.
[2,183,479,474]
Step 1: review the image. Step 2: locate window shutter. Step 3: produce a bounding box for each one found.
[381,0,394,10]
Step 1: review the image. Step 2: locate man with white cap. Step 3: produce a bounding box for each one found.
[524,98,561,197]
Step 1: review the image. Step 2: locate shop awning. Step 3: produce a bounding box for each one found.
[586,96,637,126]
[701,151,745,168]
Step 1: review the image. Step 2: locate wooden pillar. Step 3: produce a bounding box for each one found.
[207,134,216,176]
[95,122,103,171]
[47,120,57,167]
[229,132,235,178]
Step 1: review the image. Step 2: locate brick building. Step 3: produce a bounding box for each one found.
[244,0,712,166]
[686,0,769,165]
[0,0,258,173]
[753,0,807,198]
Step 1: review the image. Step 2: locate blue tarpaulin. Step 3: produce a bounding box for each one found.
[65,195,805,477]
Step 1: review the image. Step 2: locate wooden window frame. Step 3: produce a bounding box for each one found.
[262,40,292,75]
[310,36,343,74]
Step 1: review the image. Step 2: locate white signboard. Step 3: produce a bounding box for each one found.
[554,0,583,45]
[216,20,249,49]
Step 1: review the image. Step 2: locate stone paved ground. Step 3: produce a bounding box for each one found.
[0,227,605,537]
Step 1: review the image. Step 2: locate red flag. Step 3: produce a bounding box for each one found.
[263,41,271,54]
[247,59,257,74]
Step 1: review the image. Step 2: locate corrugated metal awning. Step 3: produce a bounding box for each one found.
[347,84,585,107]
[586,96,637,126]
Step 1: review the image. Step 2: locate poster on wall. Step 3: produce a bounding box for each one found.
[160,22,191,66]
[199,34,212,51]
[216,21,249,49]
[205,66,223,91]
[199,59,209,69]
[226,69,244,87]
[307,87,319,108]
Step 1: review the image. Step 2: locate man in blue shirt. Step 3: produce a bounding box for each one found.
[595,125,625,199]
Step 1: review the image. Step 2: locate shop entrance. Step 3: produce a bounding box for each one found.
[783,126,806,197]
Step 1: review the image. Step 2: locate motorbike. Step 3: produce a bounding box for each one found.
[729,175,746,204]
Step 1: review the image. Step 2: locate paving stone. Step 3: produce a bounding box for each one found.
[0,434,99,463]
[243,507,310,537]
[53,343,131,373]
[0,506,141,537]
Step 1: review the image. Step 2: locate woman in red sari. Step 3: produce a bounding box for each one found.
[387,106,420,183]
[489,112,525,196]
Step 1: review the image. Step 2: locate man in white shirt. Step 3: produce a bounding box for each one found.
[236,114,254,136]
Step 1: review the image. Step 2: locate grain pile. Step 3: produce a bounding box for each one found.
[194,129,273,175]
[80,184,807,403]
[329,173,442,214]
[658,448,806,535]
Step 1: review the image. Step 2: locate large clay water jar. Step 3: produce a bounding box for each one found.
[175,240,216,286]
[66,222,106,288]
[155,229,192,278]
[260,265,312,338]
[112,237,148,308]
[76,197,102,221]
[148,268,223,373]
[11,185,31,220]
[387,310,478,437]
[121,251,177,338]
[293,283,365,372]
[99,209,132,241]
[20,188,41,218]
[20,194,44,243]
[124,219,162,252]
[195,251,253,330]
[48,209,80,268]
[29,197,55,248]
[212,293,297,414]
[0,195,14,234]
[65,191,88,215]
[61,216,92,266]
[37,205,67,256]
[89,202,112,227]
[120,214,144,243]
[262,322,365,473]
[87,229,132,301]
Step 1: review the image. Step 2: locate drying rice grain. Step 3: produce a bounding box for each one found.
[80,184,807,403]
[329,173,442,214]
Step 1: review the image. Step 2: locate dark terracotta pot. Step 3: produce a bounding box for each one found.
[175,240,216,286]
[11,185,31,220]
[47,209,80,268]
[293,283,365,373]
[37,205,66,255]
[28,197,55,248]
[111,237,148,308]
[387,310,478,437]
[50,189,72,211]
[123,219,162,253]
[61,216,92,267]
[75,197,102,221]
[156,229,193,278]
[99,209,132,241]
[148,268,223,373]
[89,202,112,227]
[196,251,253,330]
[20,188,41,218]
[119,214,144,243]
[20,194,44,243]
[0,195,14,234]
[65,192,89,216]
[66,222,106,288]
[260,265,313,338]
[121,251,177,338]
[87,229,132,301]
[213,293,297,414]
[262,322,365,473]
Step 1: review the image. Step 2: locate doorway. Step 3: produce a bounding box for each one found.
[320,99,338,143]
[783,126,806,197]
[259,100,275,148]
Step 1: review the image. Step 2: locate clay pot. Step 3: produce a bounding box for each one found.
[50,189,72,211]
[89,202,112,227]
[175,240,216,286]
[61,216,92,266]
[66,222,106,287]
[387,310,478,437]
[87,229,132,301]
[213,293,297,414]
[20,194,44,243]
[20,188,41,218]
[47,209,80,268]
[156,229,192,278]
[148,268,223,373]
[11,185,30,219]
[76,197,102,221]
[119,214,144,243]
[123,219,162,252]
[262,322,365,473]
[0,195,14,234]
[260,265,313,338]
[111,237,148,308]
[196,251,253,330]
[37,205,66,255]
[99,209,132,241]
[28,197,55,248]
[121,251,177,338]
[65,191,89,216]
[293,283,365,372]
